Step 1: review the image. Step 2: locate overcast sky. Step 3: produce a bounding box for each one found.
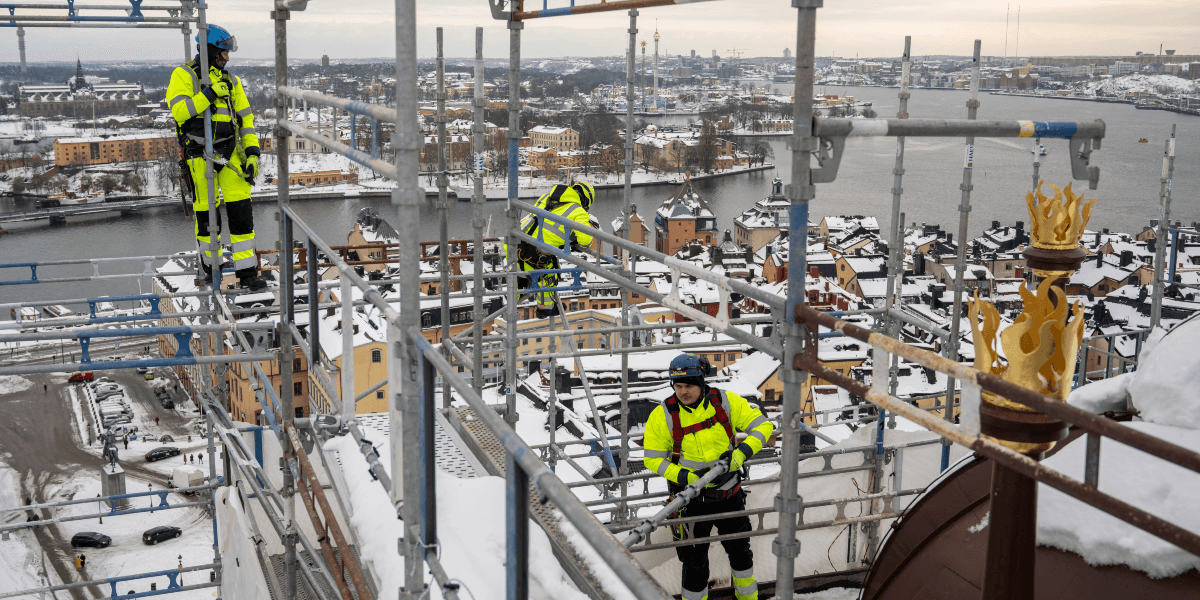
[3,0,1197,64]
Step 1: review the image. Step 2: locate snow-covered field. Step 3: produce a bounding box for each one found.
[1085,73,1199,97]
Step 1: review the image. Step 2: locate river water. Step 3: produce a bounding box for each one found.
[2,86,1196,304]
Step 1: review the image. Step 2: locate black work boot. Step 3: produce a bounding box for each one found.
[535,304,561,319]
[201,261,233,285]
[236,268,268,292]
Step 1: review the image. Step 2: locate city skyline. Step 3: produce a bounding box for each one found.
[0,0,1194,64]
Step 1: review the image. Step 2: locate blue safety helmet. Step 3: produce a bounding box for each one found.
[669,354,706,380]
[197,25,237,52]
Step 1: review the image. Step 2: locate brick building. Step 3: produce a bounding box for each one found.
[53,132,174,167]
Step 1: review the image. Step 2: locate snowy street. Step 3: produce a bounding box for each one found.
[0,347,222,599]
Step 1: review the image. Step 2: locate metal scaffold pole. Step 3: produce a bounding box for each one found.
[941,40,981,472]
[776,1,821,597]
[619,6,638,526]
[271,4,299,598]
[504,10,524,426]
[437,27,453,408]
[392,0,423,597]
[1150,124,1176,331]
[472,26,486,394]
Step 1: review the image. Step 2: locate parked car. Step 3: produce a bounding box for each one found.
[70,532,112,548]
[160,399,175,409]
[68,372,94,383]
[160,435,174,443]
[142,526,181,545]
[144,373,155,380]
[135,367,150,374]
[89,377,113,388]
[144,447,180,462]
[141,434,157,442]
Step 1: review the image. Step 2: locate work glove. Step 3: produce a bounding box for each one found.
[720,443,753,472]
[212,80,231,98]
[676,467,708,487]
[244,155,259,180]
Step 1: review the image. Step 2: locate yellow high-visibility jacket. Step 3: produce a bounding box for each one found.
[166,58,259,157]
[643,388,773,489]
[520,184,594,251]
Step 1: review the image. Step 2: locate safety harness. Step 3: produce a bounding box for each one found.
[518,184,577,268]
[665,388,741,502]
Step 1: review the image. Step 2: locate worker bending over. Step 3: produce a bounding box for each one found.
[167,24,266,291]
[643,353,774,600]
[513,181,597,318]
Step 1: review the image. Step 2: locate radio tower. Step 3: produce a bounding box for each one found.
[17,27,27,74]
[640,40,646,112]
[653,23,660,110]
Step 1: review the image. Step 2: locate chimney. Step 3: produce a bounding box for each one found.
[1120,250,1133,267]
[1148,237,1157,252]
[914,252,926,276]
[991,220,1000,230]
[809,266,819,278]
[946,233,953,245]
[1096,252,1104,267]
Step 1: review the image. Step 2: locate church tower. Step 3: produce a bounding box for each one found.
[74,57,87,90]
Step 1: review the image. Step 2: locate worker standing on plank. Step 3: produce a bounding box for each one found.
[166,24,266,291]
[510,181,597,317]
[642,353,774,600]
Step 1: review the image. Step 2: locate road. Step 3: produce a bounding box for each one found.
[0,345,205,599]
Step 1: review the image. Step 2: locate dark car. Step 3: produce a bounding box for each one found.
[144,447,180,462]
[71,532,112,548]
[160,399,175,409]
[142,526,181,545]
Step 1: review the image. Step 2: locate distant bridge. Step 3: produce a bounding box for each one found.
[0,197,182,224]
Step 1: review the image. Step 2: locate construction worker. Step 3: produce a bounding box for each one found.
[167,24,266,291]
[642,354,774,600]
[513,181,597,318]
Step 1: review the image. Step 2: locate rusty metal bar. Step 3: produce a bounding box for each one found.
[794,354,1200,558]
[295,463,354,600]
[287,423,375,600]
[795,305,1200,477]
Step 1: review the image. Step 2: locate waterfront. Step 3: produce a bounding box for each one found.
[1,85,1196,305]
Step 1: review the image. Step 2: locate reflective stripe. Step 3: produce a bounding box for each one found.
[214,106,233,117]
[682,586,708,600]
[679,457,720,470]
[732,568,754,579]
[168,95,187,107]
[236,107,253,117]
[732,570,757,600]
[643,449,670,459]
[652,460,672,477]
[747,430,767,445]
[182,97,198,118]
[746,416,768,431]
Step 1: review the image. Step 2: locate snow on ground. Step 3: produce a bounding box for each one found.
[324,435,594,600]
[1084,73,1199,96]
[48,468,218,599]
[1126,315,1200,430]
[1037,421,1200,578]
[795,589,860,600]
[0,460,54,595]
[0,375,34,395]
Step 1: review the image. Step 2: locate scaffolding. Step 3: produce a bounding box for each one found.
[0,1,1196,600]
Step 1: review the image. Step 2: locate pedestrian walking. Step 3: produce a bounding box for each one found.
[188,454,193,464]
[198,453,203,464]
[43,384,47,393]
[123,437,129,450]
[155,417,160,426]
[80,554,86,570]
[75,555,82,570]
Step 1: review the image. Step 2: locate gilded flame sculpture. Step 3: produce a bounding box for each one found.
[968,180,1096,455]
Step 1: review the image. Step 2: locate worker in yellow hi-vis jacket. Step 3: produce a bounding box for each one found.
[642,353,774,600]
[509,181,597,317]
[166,24,265,291]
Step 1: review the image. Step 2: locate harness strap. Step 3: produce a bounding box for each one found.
[666,388,735,465]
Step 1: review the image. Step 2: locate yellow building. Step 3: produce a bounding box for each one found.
[54,132,175,167]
